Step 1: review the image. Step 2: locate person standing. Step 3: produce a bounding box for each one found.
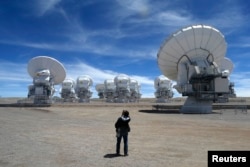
[115,110,131,156]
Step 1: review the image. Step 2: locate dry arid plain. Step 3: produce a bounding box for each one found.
[0,98,250,167]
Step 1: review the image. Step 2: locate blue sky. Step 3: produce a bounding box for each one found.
[0,0,250,98]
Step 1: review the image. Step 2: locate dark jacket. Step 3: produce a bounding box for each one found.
[115,116,131,136]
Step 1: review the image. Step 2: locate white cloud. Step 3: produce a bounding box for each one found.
[0,62,30,82]
[154,11,192,27]
[65,61,154,85]
[129,75,153,85]
[116,0,150,15]
[197,3,247,35]
[0,1,193,60]
[36,0,62,16]
[229,36,250,48]
[0,38,156,60]
[0,61,31,97]
[65,62,118,84]
[230,72,250,97]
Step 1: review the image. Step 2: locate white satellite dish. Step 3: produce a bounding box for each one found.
[100,75,141,103]
[154,75,172,89]
[95,83,105,99]
[60,78,77,102]
[76,75,93,88]
[104,79,116,102]
[129,78,141,102]
[27,56,66,104]
[158,24,226,81]
[114,74,131,103]
[154,75,173,102]
[157,25,232,113]
[75,75,93,102]
[220,58,236,98]
[130,79,140,91]
[95,83,105,92]
[28,56,66,84]
[220,57,234,74]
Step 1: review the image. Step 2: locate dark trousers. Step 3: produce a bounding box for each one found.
[116,134,128,155]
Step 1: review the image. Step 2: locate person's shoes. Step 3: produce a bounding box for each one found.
[116,153,121,156]
[124,153,128,156]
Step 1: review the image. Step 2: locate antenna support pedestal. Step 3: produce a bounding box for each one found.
[180,96,212,114]
[156,98,170,103]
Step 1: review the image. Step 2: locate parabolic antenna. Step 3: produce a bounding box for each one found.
[157,24,233,113]
[27,56,66,84]
[220,57,234,74]
[154,75,173,102]
[104,79,116,103]
[154,75,171,89]
[114,74,130,84]
[130,79,139,88]
[157,24,227,81]
[114,74,131,103]
[75,75,93,103]
[61,78,77,102]
[76,75,93,87]
[95,83,105,92]
[62,78,75,88]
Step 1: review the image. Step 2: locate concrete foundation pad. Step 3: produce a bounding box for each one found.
[181,97,212,114]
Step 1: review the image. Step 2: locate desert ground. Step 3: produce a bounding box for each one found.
[0,98,250,167]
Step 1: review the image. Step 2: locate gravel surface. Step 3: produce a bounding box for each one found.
[0,102,250,167]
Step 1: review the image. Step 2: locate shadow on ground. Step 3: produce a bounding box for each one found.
[139,109,225,115]
[103,153,122,158]
[139,109,180,114]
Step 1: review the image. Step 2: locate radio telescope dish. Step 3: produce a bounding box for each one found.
[154,75,173,103]
[220,57,234,74]
[157,24,226,81]
[27,56,66,104]
[104,79,116,102]
[129,79,141,102]
[220,58,236,98]
[157,24,233,113]
[27,56,66,84]
[95,83,105,92]
[60,78,77,102]
[75,75,93,102]
[114,74,131,103]
[95,83,105,99]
